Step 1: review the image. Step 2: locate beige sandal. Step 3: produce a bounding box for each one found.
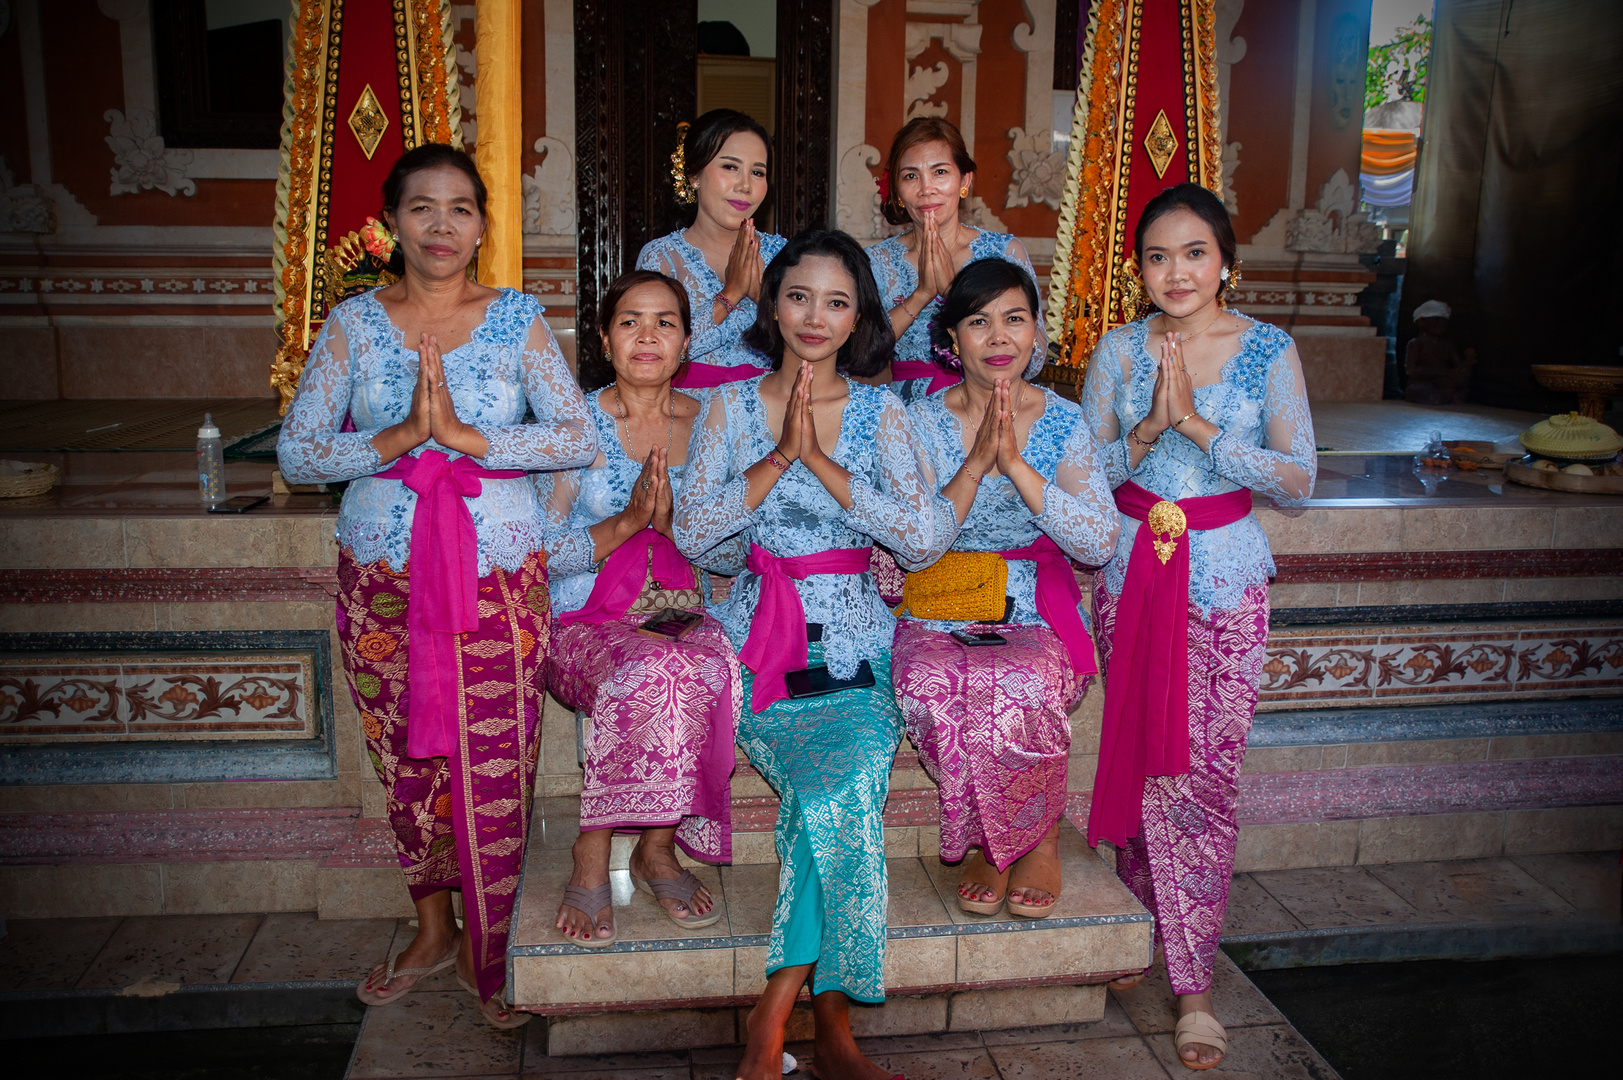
[631,868,724,930]
[955,849,1011,915]
[457,974,532,1029]
[1006,847,1062,918]
[355,941,458,1006]
[1174,1010,1227,1070]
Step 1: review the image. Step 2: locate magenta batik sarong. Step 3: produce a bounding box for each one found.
[336,549,548,1004]
[543,613,741,862]
[891,621,1081,871]
[1093,581,1269,995]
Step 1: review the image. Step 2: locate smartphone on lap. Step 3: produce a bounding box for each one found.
[635,609,703,641]
[784,660,877,699]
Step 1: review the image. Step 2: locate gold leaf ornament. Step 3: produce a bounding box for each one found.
[348,85,389,160]
[1146,500,1187,565]
[1144,109,1178,180]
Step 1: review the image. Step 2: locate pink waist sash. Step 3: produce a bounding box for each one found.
[673,360,768,389]
[738,543,873,712]
[556,528,696,627]
[1087,481,1254,847]
[373,450,525,759]
[999,534,1097,680]
[890,360,962,395]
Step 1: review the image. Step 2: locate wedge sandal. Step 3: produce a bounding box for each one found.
[955,849,1011,915]
[559,882,616,947]
[1174,1010,1227,1070]
[631,868,724,929]
[1006,846,1062,918]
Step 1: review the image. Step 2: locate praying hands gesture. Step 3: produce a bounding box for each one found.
[751,358,855,509]
[717,219,764,323]
[371,333,490,464]
[590,447,670,561]
[1135,333,1216,460]
[891,211,955,336]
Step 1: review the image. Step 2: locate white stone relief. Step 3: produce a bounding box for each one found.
[1215,0,1247,215]
[521,137,576,236]
[1003,126,1064,209]
[104,109,196,197]
[835,144,886,241]
[962,195,1007,233]
[0,155,56,233]
[451,5,478,151]
[1270,169,1381,254]
[905,62,951,122]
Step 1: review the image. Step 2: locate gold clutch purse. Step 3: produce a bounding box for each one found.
[894,551,1008,622]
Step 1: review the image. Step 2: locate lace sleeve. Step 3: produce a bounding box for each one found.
[1033,418,1121,566]
[1080,332,1135,489]
[1209,341,1317,504]
[842,394,952,570]
[532,459,598,578]
[637,240,754,360]
[673,389,755,559]
[478,316,598,470]
[276,317,384,483]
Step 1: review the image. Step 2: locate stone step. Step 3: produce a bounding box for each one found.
[505,797,1153,1053]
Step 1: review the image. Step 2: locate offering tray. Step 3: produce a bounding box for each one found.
[1505,455,1623,495]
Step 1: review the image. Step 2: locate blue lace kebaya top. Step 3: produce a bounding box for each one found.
[277,288,598,576]
[907,388,1119,632]
[635,229,788,373]
[534,388,747,614]
[1080,315,1317,615]
[866,227,1047,403]
[673,377,954,680]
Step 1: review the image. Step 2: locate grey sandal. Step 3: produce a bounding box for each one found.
[559,882,616,947]
[631,868,724,930]
[355,943,457,1006]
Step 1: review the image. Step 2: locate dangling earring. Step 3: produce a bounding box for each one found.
[959,185,969,199]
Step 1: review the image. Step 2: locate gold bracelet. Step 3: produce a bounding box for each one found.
[1173,411,1198,429]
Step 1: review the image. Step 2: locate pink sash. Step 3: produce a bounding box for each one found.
[738,543,873,712]
[556,528,696,626]
[1087,481,1254,847]
[999,534,1098,679]
[673,360,768,389]
[373,450,525,760]
[890,359,962,395]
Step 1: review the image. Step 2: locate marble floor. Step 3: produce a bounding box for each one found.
[3,851,1615,1078]
[1307,401,1545,454]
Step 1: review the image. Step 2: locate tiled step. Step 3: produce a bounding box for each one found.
[505,797,1153,1052]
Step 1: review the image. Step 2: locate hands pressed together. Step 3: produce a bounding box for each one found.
[375,333,490,463]
[622,446,675,539]
[717,220,765,323]
[1132,332,1213,458]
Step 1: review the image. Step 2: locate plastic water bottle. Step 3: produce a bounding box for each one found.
[197,413,225,507]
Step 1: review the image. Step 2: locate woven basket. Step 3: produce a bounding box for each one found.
[0,461,60,498]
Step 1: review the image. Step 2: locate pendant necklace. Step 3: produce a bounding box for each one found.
[614,385,674,461]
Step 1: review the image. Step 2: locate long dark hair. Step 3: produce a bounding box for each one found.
[742,229,895,379]
[1133,182,1236,271]
[678,109,772,223]
[929,259,1041,376]
[380,144,487,276]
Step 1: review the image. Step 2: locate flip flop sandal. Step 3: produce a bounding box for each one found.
[631,868,724,929]
[954,849,1011,915]
[1107,970,1149,990]
[559,882,616,947]
[355,944,458,1006]
[456,974,532,1029]
[1174,1010,1228,1071]
[1006,847,1062,918]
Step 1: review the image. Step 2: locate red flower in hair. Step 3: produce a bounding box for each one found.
[876,169,891,203]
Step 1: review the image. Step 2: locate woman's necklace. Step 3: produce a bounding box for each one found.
[613,385,673,460]
[1167,307,1223,343]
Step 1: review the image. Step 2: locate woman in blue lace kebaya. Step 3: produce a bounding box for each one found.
[891,259,1119,921]
[278,146,596,1028]
[534,270,744,946]
[866,118,1046,404]
[674,230,951,1080]
[635,109,787,388]
[1082,184,1316,1070]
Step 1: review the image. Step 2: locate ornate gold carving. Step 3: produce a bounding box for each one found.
[1143,109,1177,179]
[348,84,389,159]
[1147,500,1188,565]
[1115,258,1149,323]
[1185,0,1225,195]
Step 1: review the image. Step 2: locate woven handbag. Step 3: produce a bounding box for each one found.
[894,551,1007,622]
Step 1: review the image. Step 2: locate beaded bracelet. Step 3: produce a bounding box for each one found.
[716,292,742,316]
[1127,424,1159,451]
[764,450,790,472]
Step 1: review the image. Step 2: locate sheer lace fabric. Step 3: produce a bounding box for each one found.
[673,377,954,679]
[533,388,747,613]
[276,288,597,575]
[635,229,787,372]
[907,388,1119,631]
[1080,316,1317,614]
[866,228,1047,403]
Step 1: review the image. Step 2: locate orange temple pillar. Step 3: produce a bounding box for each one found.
[473,0,523,290]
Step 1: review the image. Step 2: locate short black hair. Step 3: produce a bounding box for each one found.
[929,259,1041,374]
[742,229,895,379]
[382,143,488,218]
[681,109,772,194]
[1133,182,1235,271]
[599,269,692,338]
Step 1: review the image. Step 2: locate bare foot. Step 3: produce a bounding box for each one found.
[556,830,614,943]
[630,828,713,923]
[736,965,810,1080]
[807,991,892,1080]
[1177,990,1224,1069]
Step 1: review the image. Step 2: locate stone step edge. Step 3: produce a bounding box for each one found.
[0,980,364,1040]
[1222,917,1623,971]
[505,971,1144,1017]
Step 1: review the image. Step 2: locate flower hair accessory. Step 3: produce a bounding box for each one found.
[876,168,891,205]
[360,217,396,260]
[930,341,963,374]
[670,122,697,204]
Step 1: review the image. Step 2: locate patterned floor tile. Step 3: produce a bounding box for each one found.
[1246,867,1420,930]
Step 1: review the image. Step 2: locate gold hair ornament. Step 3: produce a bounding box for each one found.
[670,122,697,204]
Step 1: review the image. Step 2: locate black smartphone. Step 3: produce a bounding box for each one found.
[784,660,876,699]
[951,629,1007,647]
[207,496,269,514]
[635,608,703,641]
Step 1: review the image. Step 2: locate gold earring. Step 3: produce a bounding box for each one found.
[959,185,969,199]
